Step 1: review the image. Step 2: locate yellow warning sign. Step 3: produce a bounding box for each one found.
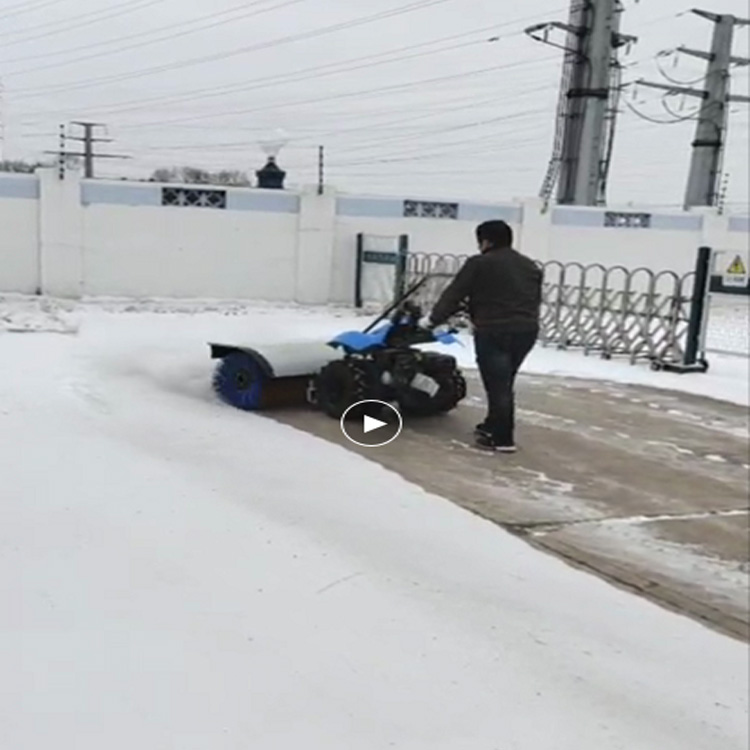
[726,255,747,275]
[723,254,748,287]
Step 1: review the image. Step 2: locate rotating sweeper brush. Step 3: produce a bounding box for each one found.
[209,276,467,419]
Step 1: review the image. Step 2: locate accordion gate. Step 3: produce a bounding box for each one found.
[404,253,702,368]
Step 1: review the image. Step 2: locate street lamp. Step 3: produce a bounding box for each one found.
[256,128,288,189]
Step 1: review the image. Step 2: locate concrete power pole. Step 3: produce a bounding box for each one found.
[527,0,636,206]
[572,0,617,206]
[638,10,750,209]
[66,121,129,178]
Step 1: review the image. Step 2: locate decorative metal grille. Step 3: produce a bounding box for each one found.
[403,252,701,368]
[604,211,651,228]
[162,187,227,208]
[403,200,458,219]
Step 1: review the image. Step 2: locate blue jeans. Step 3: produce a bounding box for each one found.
[473,329,537,446]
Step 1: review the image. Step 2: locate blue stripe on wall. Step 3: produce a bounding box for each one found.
[336,197,404,218]
[337,196,522,221]
[81,182,300,212]
[729,216,750,233]
[551,208,604,227]
[82,182,160,207]
[228,190,299,213]
[0,175,39,200]
[552,207,704,231]
[458,202,521,223]
[649,213,703,231]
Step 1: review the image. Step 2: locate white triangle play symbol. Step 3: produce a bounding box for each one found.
[363,414,387,434]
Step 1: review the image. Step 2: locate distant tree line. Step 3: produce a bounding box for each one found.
[0,159,48,173]
[0,159,252,186]
[149,166,251,186]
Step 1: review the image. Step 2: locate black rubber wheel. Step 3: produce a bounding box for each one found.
[398,367,467,417]
[313,359,372,419]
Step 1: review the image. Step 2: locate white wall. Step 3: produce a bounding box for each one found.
[82,197,299,300]
[0,174,40,294]
[0,167,747,304]
[544,206,705,275]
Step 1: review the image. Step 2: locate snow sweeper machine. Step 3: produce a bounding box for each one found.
[208,276,468,420]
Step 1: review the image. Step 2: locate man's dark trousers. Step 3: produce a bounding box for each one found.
[474,329,537,446]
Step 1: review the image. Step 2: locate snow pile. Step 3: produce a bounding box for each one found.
[0,295,79,334]
[423,335,749,408]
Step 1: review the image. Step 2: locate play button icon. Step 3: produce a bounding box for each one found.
[341,400,403,448]
[363,414,387,434]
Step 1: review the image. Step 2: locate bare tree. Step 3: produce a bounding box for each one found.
[149,166,251,186]
[0,159,47,173]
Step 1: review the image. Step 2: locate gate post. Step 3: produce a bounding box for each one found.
[394,234,409,299]
[354,232,364,308]
[663,246,712,373]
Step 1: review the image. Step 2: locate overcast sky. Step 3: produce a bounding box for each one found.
[1,0,747,208]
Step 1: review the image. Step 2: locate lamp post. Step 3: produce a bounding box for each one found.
[256,129,288,189]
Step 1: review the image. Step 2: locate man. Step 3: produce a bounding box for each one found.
[426,220,543,453]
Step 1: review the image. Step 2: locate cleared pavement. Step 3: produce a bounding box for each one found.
[273,373,750,641]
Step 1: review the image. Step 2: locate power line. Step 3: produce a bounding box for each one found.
[120,96,507,152]
[661,96,700,121]
[114,56,557,132]
[117,85,555,154]
[0,0,286,65]
[323,130,552,169]
[127,107,552,166]
[2,0,307,75]
[310,166,543,178]
[19,82,538,140]
[0,0,73,22]
[0,0,170,46]
[7,0,457,94]
[16,9,561,122]
[623,98,698,125]
[654,51,708,87]
[17,35,500,116]
[329,102,554,155]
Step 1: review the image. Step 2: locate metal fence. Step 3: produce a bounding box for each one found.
[403,252,709,370]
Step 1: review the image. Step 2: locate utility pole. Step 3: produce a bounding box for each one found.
[317,145,325,195]
[638,10,750,209]
[527,0,636,206]
[47,121,129,178]
[57,124,66,180]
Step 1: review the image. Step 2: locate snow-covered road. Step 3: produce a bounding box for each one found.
[1,301,748,749]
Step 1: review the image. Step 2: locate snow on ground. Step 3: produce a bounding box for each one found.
[1,297,748,749]
[706,294,749,359]
[2,293,749,406]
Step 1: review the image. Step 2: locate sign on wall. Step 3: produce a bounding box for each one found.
[723,254,748,288]
[355,233,408,308]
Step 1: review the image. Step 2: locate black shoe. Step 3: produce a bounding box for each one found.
[474,422,490,436]
[495,444,518,454]
[474,433,497,451]
[474,433,517,453]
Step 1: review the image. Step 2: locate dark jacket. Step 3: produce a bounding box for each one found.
[429,246,543,332]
